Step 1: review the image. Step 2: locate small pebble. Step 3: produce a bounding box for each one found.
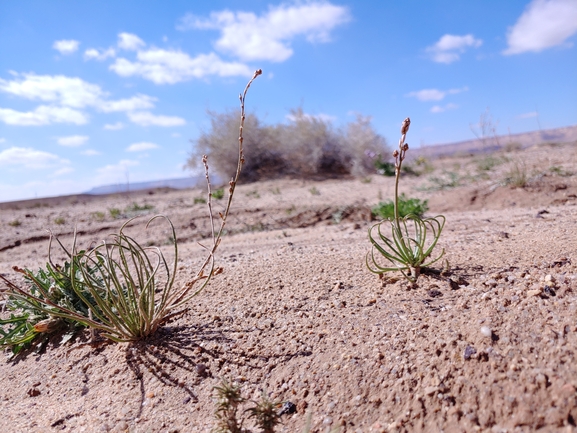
[464,345,477,360]
[278,401,297,415]
[480,326,492,338]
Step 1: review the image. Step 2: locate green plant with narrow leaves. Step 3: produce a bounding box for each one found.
[367,118,445,282]
[0,70,262,344]
[0,253,99,354]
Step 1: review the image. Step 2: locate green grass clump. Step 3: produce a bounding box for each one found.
[212,188,225,200]
[309,186,320,196]
[503,160,528,188]
[108,207,122,219]
[476,155,506,172]
[54,217,66,225]
[0,256,96,354]
[372,194,428,220]
[194,196,207,204]
[125,202,154,213]
[367,118,445,283]
[8,220,21,227]
[91,211,105,222]
[375,158,396,176]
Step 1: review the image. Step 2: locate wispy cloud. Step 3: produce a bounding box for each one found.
[426,34,482,64]
[98,94,156,112]
[178,2,350,62]
[53,39,80,55]
[516,111,538,119]
[84,47,116,61]
[110,49,252,84]
[503,0,577,55]
[0,146,70,169]
[81,149,101,156]
[127,111,185,126]
[54,167,75,176]
[104,122,124,130]
[0,105,88,126]
[95,159,139,182]
[118,32,146,51]
[56,135,89,147]
[126,142,159,152]
[430,103,458,113]
[406,87,468,101]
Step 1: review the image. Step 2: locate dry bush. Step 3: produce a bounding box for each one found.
[187,108,389,181]
[186,110,284,182]
[345,114,390,176]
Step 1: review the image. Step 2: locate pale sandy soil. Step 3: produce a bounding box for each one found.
[0,142,576,433]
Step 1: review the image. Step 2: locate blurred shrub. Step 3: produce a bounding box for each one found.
[186,108,389,181]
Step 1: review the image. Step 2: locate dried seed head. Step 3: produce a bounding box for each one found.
[401,117,411,135]
[393,150,399,158]
[402,143,409,151]
[254,69,263,77]
[33,318,62,333]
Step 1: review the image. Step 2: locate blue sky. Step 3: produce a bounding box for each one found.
[1,0,576,202]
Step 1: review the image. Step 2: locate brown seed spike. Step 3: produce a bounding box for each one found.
[401,117,411,135]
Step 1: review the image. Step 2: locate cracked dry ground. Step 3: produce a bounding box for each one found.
[1,145,577,433]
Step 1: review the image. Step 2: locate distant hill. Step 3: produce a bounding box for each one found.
[85,174,222,195]
[414,125,577,159]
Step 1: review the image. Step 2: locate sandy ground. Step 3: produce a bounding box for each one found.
[0,141,576,432]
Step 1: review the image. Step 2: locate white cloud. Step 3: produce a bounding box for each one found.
[126,142,160,152]
[503,0,577,55]
[0,105,88,126]
[178,2,350,62]
[171,132,181,138]
[53,39,80,55]
[430,103,458,113]
[81,149,101,156]
[0,146,70,169]
[98,94,156,112]
[54,167,75,176]
[0,73,163,125]
[0,73,157,112]
[127,111,186,126]
[118,33,146,51]
[0,138,5,143]
[110,50,252,84]
[104,122,124,130]
[406,87,468,101]
[426,34,482,64]
[56,135,89,147]
[0,73,105,108]
[516,111,538,119]
[84,47,116,61]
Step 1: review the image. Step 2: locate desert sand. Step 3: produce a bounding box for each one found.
[1,141,576,432]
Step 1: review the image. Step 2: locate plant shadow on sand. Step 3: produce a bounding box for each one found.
[124,321,313,417]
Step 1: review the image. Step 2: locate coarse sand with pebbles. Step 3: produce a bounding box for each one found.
[0,141,576,432]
